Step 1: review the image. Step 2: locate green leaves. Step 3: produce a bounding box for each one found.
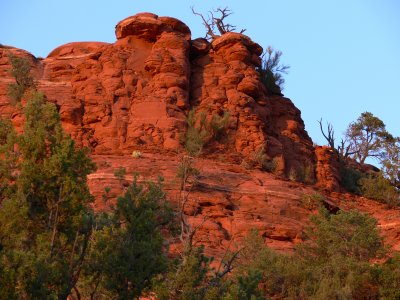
[81,178,173,299]
[258,46,290,94]
[234,210,394,299]
[1,58,178,299]
[183,109,230,156]
[0,92,96,299]
[7,53,36,104]
[346,111,394,164]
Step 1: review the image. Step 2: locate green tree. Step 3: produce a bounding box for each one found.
[359,174,399,208]
[80,178,174,299]
[0,92,96,299]
[378,254,400,299]
[258,46,290,94]
[381,137,400,188]
[235,209,386,299]
[346,112,394,164]
[7,53,36,104]
[154,244,262,300]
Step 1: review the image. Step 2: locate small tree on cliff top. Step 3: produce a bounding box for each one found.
[258,46,290,93]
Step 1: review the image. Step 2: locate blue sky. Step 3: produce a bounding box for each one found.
[1,0,399,152]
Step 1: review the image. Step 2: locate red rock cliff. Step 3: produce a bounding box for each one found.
[0,12,314,177]
[3,13,399,255]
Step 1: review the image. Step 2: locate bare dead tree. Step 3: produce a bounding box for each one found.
[318,118,335,150]
[318,118,359,159]
[191,6,246,40]
[338,137,358,159]
[213,233,242,281]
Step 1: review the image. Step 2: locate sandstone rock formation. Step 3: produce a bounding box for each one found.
[0,12,315,177]
[315,146,341,191]
[1,13,399,256]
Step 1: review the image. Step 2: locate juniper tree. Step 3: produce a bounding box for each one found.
[7,53,36,104]
[0,92,96,299]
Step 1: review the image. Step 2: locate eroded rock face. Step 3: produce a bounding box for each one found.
[0,12,315,176]
[190,32,315,176]
[2,13,400,257]
[88,153,400,257]
[315,146,341,191]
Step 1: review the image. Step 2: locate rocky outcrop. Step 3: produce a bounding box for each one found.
[88,153,400,256]
[190,32,315,176]
[315,146,341,191]
[2,13,400,257]
[0,12,315,176]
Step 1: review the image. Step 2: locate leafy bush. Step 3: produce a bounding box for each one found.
[300,192,324,210]
[153,244,263,300]
[291,163,315,184]
[114,166,126,181]
[257,46,289,94]
[182,109,230,156]
[359,174,399,208]
[209,111,230,141]
[235,209,390,299]
[7,54,36,104]
[378,254,400,299]
[243,146,277,172]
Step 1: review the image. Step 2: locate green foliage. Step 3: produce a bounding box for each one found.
[7,53,36,104]
[0,91,175,299]
[346,111,394,164]
[235,210,390,299]
[80,178,174,299]
[262,157,279,173]
[378,254,400,299]
[359,174,399,208]
[183,110,208,156]
[319,113,400,195]
[154,245,212,300]
[154,245,262,300]
[244,146,273,171]
[0,92,96,299]
[242,147,281,175]
[301,209,383,261]
[340,165,362,194]
[209,111,230,141]
[300,192,324,210]
[182,109,230,156]
[176,156,200,189]
[258,46,290,94]
[381,137,400,188]
[114,166,126,181]
[293,163,315,184]
[288,167,299,182]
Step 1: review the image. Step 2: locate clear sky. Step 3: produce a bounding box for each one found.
[1,0,399,152]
